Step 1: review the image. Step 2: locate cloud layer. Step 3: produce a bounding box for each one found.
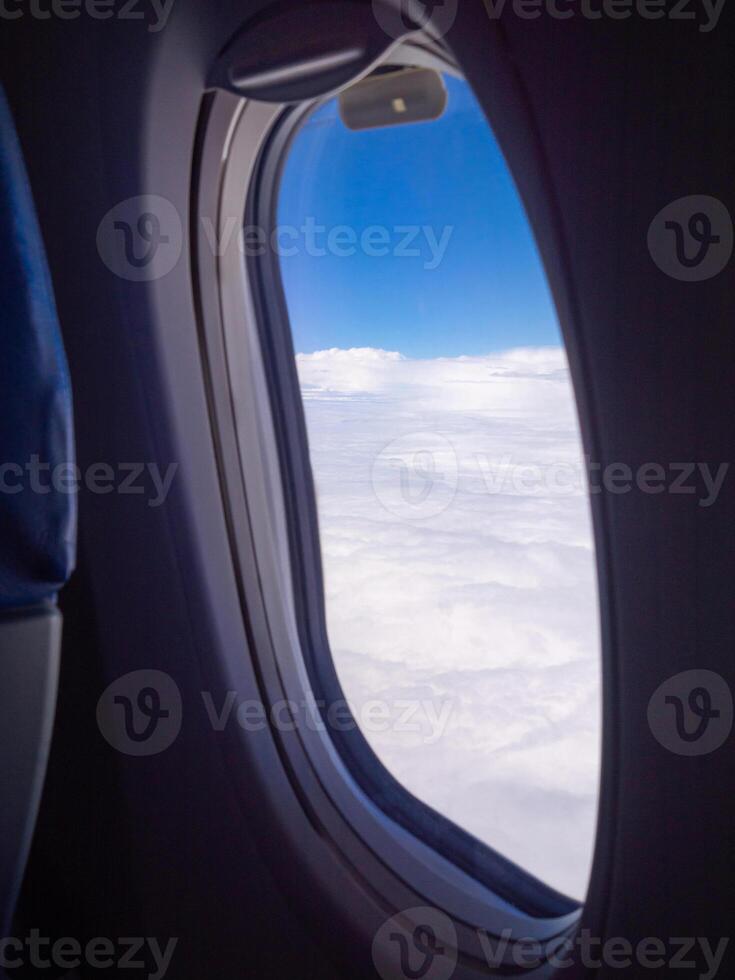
[297,346,601,901]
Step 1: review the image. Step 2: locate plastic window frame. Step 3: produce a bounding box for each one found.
[192,38,589,969]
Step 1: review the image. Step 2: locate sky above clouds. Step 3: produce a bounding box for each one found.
[278,74,560,357]
[278,73,600,901]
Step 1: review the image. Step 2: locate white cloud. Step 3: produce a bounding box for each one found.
[297,346,601,901]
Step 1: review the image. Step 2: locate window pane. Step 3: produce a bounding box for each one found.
[277,73,601,901]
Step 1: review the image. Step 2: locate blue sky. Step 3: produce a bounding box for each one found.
[277,74,560,359]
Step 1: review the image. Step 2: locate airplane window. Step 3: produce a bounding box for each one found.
[276,73,601,901]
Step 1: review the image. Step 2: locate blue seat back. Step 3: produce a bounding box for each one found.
[0,85,76,610]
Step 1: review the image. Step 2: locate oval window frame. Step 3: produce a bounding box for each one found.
[193,33,594,973]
